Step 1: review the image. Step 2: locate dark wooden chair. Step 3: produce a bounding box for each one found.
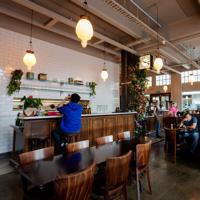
[164,128,177,162]
[19,146,55,200]
[93,150,132,200]
[117,131,131,141]
[19,146,54,165]
[95,135,113,146]
[54,162,96,200]
[66,140,89,153]
[136,141,152,200]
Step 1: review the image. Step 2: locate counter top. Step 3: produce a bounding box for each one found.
[18,112,137,120]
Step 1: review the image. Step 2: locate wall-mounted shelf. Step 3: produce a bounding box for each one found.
[20,79,91,95]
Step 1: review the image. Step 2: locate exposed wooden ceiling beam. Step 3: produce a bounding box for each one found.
[70,0,144,39]
[163,65,181,74]
[127,38,152,47]
[0,6,120,58]
[44,18,58,28]
[11,0,138,55]
[104,0,200,69]
[92,40,104,45]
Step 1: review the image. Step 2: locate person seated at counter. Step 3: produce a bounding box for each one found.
[168,102,179,117]
[179,113,199,154]
[53,93,83,149]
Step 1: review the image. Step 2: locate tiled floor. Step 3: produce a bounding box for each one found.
[1,142,200,200]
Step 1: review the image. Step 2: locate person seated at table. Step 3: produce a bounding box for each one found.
[179,113,199,154]
[53,93,83,149]
[168,102,179,117]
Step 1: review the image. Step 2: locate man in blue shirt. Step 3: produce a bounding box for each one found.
[179,113,199,154]
[53,93,83,149]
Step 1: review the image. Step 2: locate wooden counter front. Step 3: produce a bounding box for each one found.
[19,113,136,152]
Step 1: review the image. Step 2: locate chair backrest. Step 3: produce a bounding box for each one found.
[117,131,131,141]
[55,162,96,200]
[67,140,89,153]
[106,150,132,188]
[136,141,152,169]
[164,128,176,145]
[19,146,54,166]
[95,135,113,146]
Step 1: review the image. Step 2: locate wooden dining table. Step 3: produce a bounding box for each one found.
[17,136,150,187]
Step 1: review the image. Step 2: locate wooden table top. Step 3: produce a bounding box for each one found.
[17,137,150,186]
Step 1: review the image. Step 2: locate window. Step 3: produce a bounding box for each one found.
[182,70,200,83]
[156,74,171,86]
[146,76,152,87]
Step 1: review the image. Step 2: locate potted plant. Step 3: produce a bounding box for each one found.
[89,82,97,96]
[7,69,23,95]
[21,96,43,116]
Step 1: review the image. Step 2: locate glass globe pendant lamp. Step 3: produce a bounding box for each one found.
[154,57,163,74]
[23,10,36,71]
[75,1,93,48]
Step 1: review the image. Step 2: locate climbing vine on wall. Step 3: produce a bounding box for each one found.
[127,64,148,118]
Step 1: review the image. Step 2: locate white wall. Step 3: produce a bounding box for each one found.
[0,28,120,153]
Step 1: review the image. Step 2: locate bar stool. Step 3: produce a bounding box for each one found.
[28,135,50,150]
[64,132,80,143]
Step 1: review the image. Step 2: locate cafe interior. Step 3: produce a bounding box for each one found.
[0,0,200,200]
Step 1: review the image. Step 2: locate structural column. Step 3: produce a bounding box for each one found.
[170,73,182,110]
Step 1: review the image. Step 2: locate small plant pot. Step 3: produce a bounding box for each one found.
[26,72,34,80]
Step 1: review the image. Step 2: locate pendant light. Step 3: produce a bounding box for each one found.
[23,10,36,71]
[154,5,163,74]
[163,85,168,92]
[189,72,194,85]
[101,30,108,82]
[75,0,93,48]
[146,81,151,89]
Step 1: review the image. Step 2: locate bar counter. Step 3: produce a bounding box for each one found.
[18,112,136,152]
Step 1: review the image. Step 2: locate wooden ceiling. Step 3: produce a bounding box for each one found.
[0,0,200,74]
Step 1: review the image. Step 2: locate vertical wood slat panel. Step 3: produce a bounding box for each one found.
[21,114,135,151]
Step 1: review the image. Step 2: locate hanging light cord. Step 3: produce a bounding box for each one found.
[103,29,106,67]
[156,5,159,51]
[83,0,88,15]
[29,10,33,50]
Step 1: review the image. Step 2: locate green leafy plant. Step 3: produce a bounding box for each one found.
[127,63,148,118]
[89,82,97,96]
[7,69,23,95]
[21,96,43,110]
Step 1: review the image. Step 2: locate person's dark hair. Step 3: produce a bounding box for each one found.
[183,112,191,118]
[70,93,81,103]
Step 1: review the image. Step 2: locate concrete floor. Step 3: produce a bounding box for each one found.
[1,142,200,200]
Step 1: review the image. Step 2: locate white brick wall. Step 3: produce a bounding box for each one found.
[0,27,120,153]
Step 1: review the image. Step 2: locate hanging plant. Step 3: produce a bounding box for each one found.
[7,69,23,96]
[89,82,97,96]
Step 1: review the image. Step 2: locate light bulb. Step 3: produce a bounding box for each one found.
[154,57,163,74]
[23,50,36,71]
[101,69,108,82]
[163,85,168,92]
[76,16,93,48]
